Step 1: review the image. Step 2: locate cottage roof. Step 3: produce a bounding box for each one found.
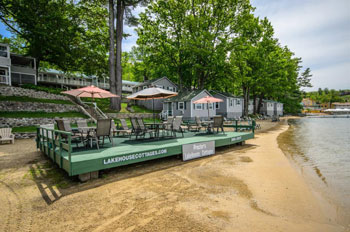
[210,90,243,99]
[165,89,210,102]
[133,76,177,88]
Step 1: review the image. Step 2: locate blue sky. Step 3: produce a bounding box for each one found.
[1,0,349,91]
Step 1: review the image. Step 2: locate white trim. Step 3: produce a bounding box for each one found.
[190,100,193,117]
[178,101,184,110]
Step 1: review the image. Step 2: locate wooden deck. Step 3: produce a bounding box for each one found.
[37,129,254,179]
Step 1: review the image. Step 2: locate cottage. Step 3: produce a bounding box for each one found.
[132,77,178,111]
[162,89,216,120]
[211,91,243,119]
[332,102,350,109]
[0,43,37,86]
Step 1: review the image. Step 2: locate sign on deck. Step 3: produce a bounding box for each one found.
[182,141,215,161]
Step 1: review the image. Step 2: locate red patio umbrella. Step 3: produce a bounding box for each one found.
[193,96,223,119]
[62,85,119,100]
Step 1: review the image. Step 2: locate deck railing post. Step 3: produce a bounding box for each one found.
[59,133,63,168]
[235,120,238,132]
[252,120,255,134]
[45,128,49,155]
[68,133,72,176]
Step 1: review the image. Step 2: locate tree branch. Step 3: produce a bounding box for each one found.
[0,15,24,37]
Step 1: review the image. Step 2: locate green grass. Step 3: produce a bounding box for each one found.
[21,84,64,95]
[12,126,38,133]
[0,111,87,118]
[0,95,73,104]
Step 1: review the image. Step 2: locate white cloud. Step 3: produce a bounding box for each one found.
[252,0,350,90]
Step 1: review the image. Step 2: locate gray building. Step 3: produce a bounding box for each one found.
[132,77,178,111]
[162,89,216,120]
[0,43,36,86]
[211,91,243,119]
[260,100,283,116]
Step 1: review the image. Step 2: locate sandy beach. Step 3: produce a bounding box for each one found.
[0,120,347,232]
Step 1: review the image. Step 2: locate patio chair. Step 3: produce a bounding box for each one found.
[188,116,203,132]
[89,119,114,149]
[55,119,84,147]
[114,119,132,136]
[0,128,15,144]
[77,119,89,136]
[171,116,184,137]
[210,115,225,134]
[137,118,156,138]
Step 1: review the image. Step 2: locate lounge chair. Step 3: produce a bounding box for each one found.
[89,119,114,149]
[0,128,15,144]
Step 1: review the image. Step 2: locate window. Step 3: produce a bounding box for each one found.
[168,86,174,91]
[215,102,220,109]
[143,86,147,89]
[178,102,184,110]
[0,45,7,57]
[194,103,202,110]
[236,99,241,105]
[229,99,233,107]
[208,103,213,109]
[0,69,5,75]
[156,85,163,89]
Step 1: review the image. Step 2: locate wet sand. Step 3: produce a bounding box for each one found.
[0,120,347,231]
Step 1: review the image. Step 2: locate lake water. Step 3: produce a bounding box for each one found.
[280,117,350,224]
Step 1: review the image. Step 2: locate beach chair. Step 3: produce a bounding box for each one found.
[0,128,15,144]
[89,119,114,149]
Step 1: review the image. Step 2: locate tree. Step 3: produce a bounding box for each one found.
[298,67,312,88]
[137,0,252,90]
[109,0,117,110]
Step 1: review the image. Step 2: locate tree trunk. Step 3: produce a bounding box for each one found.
[257,94,264,114]
[253,95,257,115]
[108,0,117,110]
[242,85,250,117]
[115,0,125,112]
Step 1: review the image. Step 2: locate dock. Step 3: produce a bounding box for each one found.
[36,128,254,181]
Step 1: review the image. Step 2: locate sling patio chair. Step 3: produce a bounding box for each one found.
[137,117,156,139]
[89,119,114,149]
[171,116,185,138]
[187,116,203,132]
[113,119,132,137]
[209,115,225,134]
[54,119,84,147]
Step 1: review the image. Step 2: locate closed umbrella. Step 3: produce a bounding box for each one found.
[193,96,223,119]
[127,87,178,123]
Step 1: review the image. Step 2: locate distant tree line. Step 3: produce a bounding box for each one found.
[0,0,313,114]
[303,89,350,104]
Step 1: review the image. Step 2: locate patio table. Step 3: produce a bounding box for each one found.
[144,123,166,139]
[201,120,214,133]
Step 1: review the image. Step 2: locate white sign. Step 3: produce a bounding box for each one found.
[182,141,215,161]
[231,136,242,142]
[103,149,167,165]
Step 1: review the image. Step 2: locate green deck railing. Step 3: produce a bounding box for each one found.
[223,120,256,133]
[36,127,73,175]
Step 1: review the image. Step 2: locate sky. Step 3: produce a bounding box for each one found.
[1,0,349,91]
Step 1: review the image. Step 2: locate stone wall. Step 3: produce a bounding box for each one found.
[14,132,37,139]
[0,101,79,112]
[0,117,84,128]
[0,85,69,100]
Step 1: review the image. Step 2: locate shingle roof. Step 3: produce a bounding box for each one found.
[165,89,208,102]
[210,90,243,98]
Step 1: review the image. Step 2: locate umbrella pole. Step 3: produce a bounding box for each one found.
[153,98,155,124]
[207,102,210,120]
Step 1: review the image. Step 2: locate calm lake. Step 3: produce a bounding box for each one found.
[281,117,350,223]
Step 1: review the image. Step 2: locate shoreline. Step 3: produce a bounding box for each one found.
[0,120,347,231]
[277,118,350,228]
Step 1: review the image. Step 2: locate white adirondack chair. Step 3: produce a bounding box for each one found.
[0,128,15,144]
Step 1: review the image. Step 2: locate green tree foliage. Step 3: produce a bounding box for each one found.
[0,0,108,77]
